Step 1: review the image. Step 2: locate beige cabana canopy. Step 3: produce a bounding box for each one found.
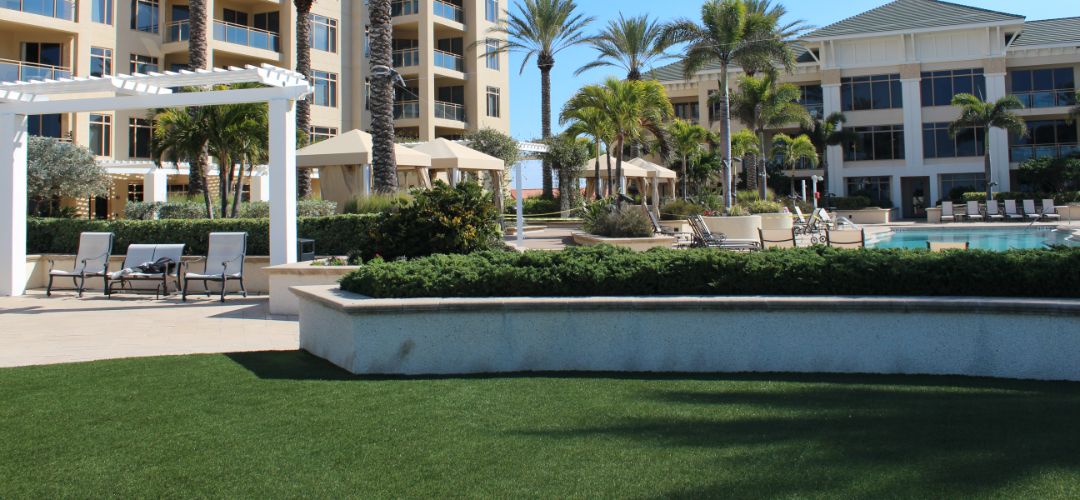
[295,129,432,168]
[578,157,649,178]
[628,158,679,212]
[407,138,505,171]
[628,157,678,179]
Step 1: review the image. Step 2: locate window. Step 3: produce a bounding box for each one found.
[923,122,984,159]
[89,114,112,157]
[92,0,113,24]
[128,118,153,158]
[939,173,986,200]
[673,102,699,122]
[485,0,498,22]
[130,54,158,74]
[485,39,500,70]
[921,68,985,107]
[486,87,501,118]
[1010,67,1076,108]
[223,8,248,25]
[840,74,902,111]
[130,0,159,33]
[310,14,337,53]
[90,47,112,77]
[845,176,891,204]
[253,11,279,32]
[127,183,144,202]
[22,42,63,67]
[797,84,823,119]
[309,126,337,144]
[312,70,337,107]
[1011,120,1080,162]
[28,114,62,138]
[391,0,419,16]
[843,125,905,162]
[392,39,419,67]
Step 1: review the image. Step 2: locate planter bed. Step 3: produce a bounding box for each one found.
[266,260,360,315]
[571,233,676,251]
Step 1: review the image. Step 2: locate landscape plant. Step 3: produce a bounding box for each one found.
[544,134,590,214]
[581,201,652,238]
[949,93,1027,201]
[730,74,811,198]
[27,137,110,217]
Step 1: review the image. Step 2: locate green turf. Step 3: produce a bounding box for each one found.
[3,352,1080,498]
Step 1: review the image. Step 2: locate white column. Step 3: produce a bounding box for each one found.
[143,168,168,203]
[901,78,924,168]
[0,114,28,296]
[515,161,524,246]
[822,83,845,196]
[985,72,1010,192]
[269,99,297,266]
[250,174,270,202]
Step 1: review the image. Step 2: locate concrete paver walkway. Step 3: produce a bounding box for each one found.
[0,292,298,368]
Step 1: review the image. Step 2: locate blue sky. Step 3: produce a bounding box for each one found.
[506,0,1080,187]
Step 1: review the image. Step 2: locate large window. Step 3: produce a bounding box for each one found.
[310,14,337,53]
[797,84,823,119]
[127,183,144,202]
[90,47,112,77]
[485,0,498,22]
[921,68,985,107]
[486,86,501,118]
[22,42,62,67]
[843,125,905,162]
[923,122,984,159]
[92,0,113,24]
[131,0,159,33]
[673,102,699,122]
[309,126,337,144]
[841,74,902,111]
[89,114,112,157]
[940,173,986,199]
[312,70,337,107]
[129,54,158,74]
[1010,67,1076,108]
[485,39,500,70]
[128,118,153,158]
[845,176,891,205]
[28,114,62,138]
[1011,120,1079,163]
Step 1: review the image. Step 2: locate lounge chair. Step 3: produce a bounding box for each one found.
[644,205,690,246]
[108,243,186,299]
[182,232,248,302]
[940,202,957,222]
[759,228,798,249]
[826,228,866,249]
[927,241,970,252]
[984,201,1004,221]
[1003,200,1024,221]
[1023,200,1042,221]
[47,232,114,297]
[965,201,984,222]
[1041,199,1061,221]
[688,215,760,251]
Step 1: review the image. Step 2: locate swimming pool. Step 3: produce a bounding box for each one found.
[869,227,1080,251]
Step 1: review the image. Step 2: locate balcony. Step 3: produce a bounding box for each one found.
[0,58,71,82]
[392,48,419,68]
[213,20,280,52]
[391,0,419,16]
[433,50,463,72]
[165,20,190,42]
[432,0,463,23]
[394,100,420,119]
[434,101,465,122]
[1,0,75,20]
[1010,143,1080,163]
[802,103,824,120]
[1012,90,1077,109]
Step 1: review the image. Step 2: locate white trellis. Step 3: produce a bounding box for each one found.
[0,64,310,296]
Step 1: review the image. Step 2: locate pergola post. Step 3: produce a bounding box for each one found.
[143,168,169,203]
[269,98,297,265]
[0,113,28,296]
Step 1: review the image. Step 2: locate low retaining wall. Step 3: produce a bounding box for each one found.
[702,216,760,241]
[266,262,359,315]
[295,285,1080,381]
[832,208,893,225]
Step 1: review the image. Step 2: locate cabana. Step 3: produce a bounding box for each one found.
[406,138,506,212]
[579,157,648,199]
[628,157,678,210]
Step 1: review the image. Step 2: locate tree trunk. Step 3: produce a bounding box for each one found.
[681,153,688,199]
[539,56,554,198]
[593,145,601,199]
[605,150,613,198]
[230,162,246,218]
[219,156,230,218]
[984,129,993,202]
[187,0,211,218]
[719,65,733,210]
[294,0,313,197]
[615,138,625,209]
[758,129,768,200]
[369,0,398,194]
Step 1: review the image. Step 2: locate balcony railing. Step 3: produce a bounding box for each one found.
[391,0,419,16]
[1010,143,1080,163]
[434,101,465,122]
[1011,90,1077,109]
[433,49,463,72]
[1,0,75,20]
[213,20,280,52]
[433,0,463,22]
[165,19,190,42]
[803,103,824,120]
[394,100,420,119]
[0,58,71,82]
[392,48,419,68]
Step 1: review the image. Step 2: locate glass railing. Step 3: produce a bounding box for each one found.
[393,100,420,119]
[433,49,463,72]
[433,0,463,22]
[166,19,190,42]
[213,20,280,52]
[1011,90,1077,109]
[1010,143,1080,163]
[802,103,824,119]
[392,48,419,67]
[0,58,71,82]
[390,0,419,16]
[1,0,75,20]
[434,101,465,122]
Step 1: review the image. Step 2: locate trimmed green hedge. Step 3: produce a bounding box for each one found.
[28,215,378,256]
[340,245,1080,298]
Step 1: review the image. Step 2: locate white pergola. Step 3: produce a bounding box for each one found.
[0,64,310,296]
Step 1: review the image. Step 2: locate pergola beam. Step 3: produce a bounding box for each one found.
[0,85,308,115]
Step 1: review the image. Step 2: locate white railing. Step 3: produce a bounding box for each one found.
[392,48,419,67]
[390,0,419,16]
[0,57,71,82]
[393,100,420,119]
[433,0,463,22]
[1,0,75,20]
[1011,90,1077,109]
[1010,143,1080,163]
[213,20,280,52]
[433,49,463,72]
[434,101,465,122]
[165,19,190,42]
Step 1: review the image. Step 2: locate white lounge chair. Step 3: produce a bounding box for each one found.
[965,201,984,221]
[940,202,957,222]
[182,232,248,302]
[1041,199,1061,221]
[688,215,760,251]
[1023,200,1042,221]
[1003,200,1024,221]
[109,243,186,298]
[984,201,1004,221]
[47,232,114,297]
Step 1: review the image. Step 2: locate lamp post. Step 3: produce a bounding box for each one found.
[811,175,823,210]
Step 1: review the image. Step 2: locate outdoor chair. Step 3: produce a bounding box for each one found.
[927,241,970,252]
[182,232,248,302]
[688,215,760,251]
[108,243,186,299]
[47,232,114,297]
[965,201,984,222]
[643,205,690,246]
[759,228,798,249]
[940,202,958,222]
[1004,200,1024,221]
[984,201,1004,221]
[826,228,866,249]
[1041,199,1061,221]
[1023,200,1043,221]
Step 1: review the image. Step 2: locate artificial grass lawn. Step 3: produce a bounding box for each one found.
[3,352,1080,498]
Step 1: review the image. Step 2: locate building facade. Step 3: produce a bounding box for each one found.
[653,0,1079,219]
[1,0,510,217]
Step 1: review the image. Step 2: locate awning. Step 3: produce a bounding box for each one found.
[406,138,504,171]
[577,157,649,178]
[628,157,678,179]
[295,129,432,168]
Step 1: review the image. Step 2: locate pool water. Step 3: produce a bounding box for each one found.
[869,227,1079,251]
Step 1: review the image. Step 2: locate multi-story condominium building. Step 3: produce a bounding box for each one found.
[1,0,509,218]
[653,0,1079,219]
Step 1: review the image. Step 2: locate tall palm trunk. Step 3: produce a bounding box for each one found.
[615,137,625,208]
[219,156,231,217]
[187,0,213,218]
[983,129,993,202]
[294,0,314,197]
[593,144,601,199]
[539,55,554,198]
[758,129,768,199]
[231,162,246,218]
[369,0,398,193]
[681,153,688,199]
[718,65,733,210]
[605,149,613,197]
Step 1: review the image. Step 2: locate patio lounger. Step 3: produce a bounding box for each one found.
[826,228,866,249]
[965,201,984,221]
[927,241,970,252]
[1003,200,1024,221]
[1041,199,1061,221]
[940,202,957,222]
[759,228,798,249]
[108,243,186,299]
[644,205,690,246]
[1023,200,1042,221]
[47,232,114,297]
[182,232,248,302]
[984,201,1004,221]
[688,215,760,251]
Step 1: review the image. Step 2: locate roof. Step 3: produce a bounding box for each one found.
[1011,17,1080,48]
[406,138,504,171]
[804,0,1023,40]
[649,45,815,82]
[577,157,649,178]
[628,158,678,179]
[296,129,432,168]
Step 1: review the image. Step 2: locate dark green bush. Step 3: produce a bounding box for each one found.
[508,196,562,216]
[660,199,707,220]
[582,201,652,238]
[831,196,872,210]
[339,245,1080,299]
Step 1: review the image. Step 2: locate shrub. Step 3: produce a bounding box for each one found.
[831,196,872,210]
[124,201,165,220]
[511,197,561,216]
[158,201,206,219]
[237,200,338,218]
[339,245,1080,299]
[660,199,706,220]
[582,202,652,238]
[740,199,785,214]
[343,194,412,214]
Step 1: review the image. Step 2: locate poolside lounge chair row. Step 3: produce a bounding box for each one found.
[758,228,867,249]
[941,199,1060,222]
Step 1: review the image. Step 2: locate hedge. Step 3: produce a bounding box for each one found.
[340,245,1080,299]
[27,215,378,256]
[961,191,1080,205]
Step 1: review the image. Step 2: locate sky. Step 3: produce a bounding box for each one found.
[505,0,1080,188]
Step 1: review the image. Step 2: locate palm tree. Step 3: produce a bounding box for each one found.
[729,73,809,199]
[731,128,760,190]
[489,0,594,198]
[576,13,672,81]
[669,119,709,199]
[1068,90,1080,124]
[369,0,398,194]
[561,107,611,199]
[949,94,1026,201]
[661,0,803,209]
[186,0,212,217]
[772,133,818,194]
[294,0,316,197]
[800,111,855,197]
